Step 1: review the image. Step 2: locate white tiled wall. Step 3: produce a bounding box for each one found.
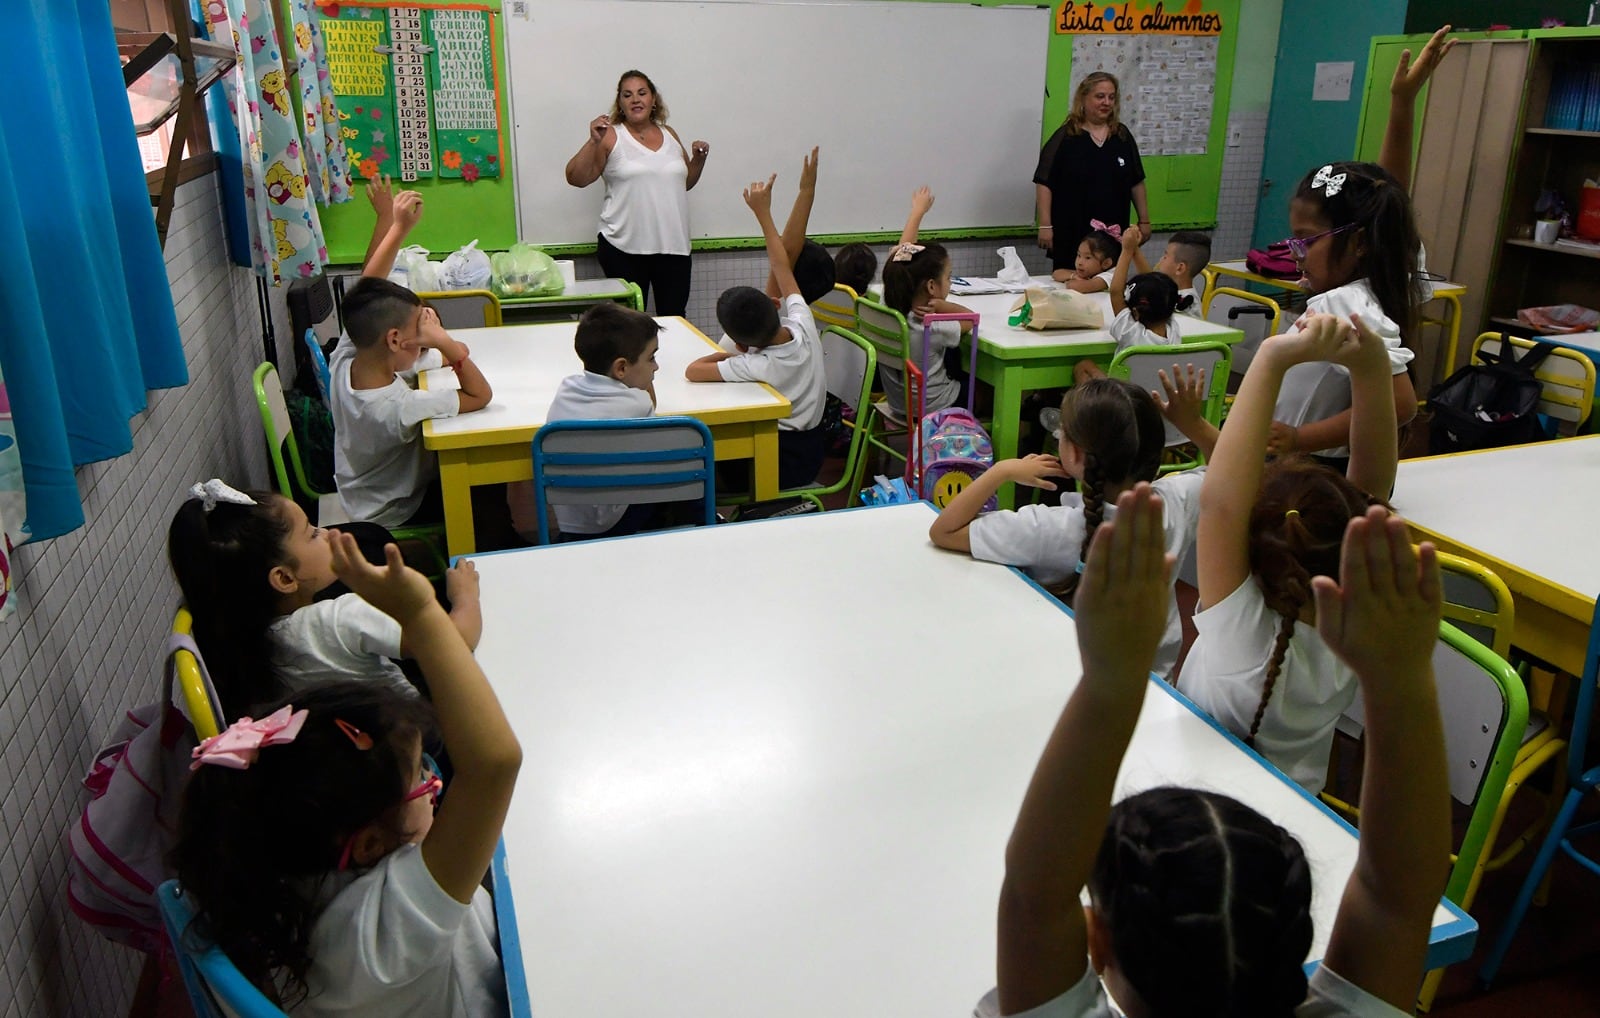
[0,172,262,1017]
[1214,110,1272,261]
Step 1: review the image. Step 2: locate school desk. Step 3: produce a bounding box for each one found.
[1393,435,1600,675]
[497,277,643,324]
[1538,332,1600,431]
[1207,259,1469,382]
[420,317,788,555]
[953,287,1242,509]
[466,504,1474,1018]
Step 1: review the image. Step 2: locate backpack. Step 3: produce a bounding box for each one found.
[915,408,996,510]
[1425,340,1559,455]
[1245,242,1300,279]
[67,633,217,954]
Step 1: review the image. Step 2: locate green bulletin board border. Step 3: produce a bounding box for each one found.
[305,0,1238,264]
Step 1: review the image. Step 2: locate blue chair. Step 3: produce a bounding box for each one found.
[529,417,717,545]
[303,328,331,405]
[1479,596,1600,986]
[157,880,286,1017]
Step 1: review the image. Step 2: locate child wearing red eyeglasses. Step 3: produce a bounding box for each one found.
[172,534,521,1017]
[1268,26,1456,475]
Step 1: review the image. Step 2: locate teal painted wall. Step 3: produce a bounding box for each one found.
[1251,0,1407,249]
[1406,1,1592,31]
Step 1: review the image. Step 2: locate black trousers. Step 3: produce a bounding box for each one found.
[596,233,692,317]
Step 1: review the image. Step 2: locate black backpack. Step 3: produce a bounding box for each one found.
[1425,339,1558,455]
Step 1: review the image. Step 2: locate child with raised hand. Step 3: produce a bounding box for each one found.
[361,175,425,280]
[168,480,482,711]
[172,533,521,1016]
[1052,229,1119,292]
[1074,226,1185,385]
[689,173,829,488]
[878,187,976,419]
[983,485,1448,1018]
[928,377,1215,679]
[1180,312,1399,792]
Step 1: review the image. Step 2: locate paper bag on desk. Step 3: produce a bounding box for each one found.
[995,246,1032,288]
[1008,286,1104,330]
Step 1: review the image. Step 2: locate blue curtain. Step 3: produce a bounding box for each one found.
[0,0,189,541]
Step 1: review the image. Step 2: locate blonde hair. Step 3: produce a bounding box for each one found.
[608,69,668,125]
[1064,71,1122,136]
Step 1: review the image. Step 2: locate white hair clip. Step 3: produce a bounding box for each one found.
[890,243,925,263]
[189,479,257,513]
[1312,165,1346,198]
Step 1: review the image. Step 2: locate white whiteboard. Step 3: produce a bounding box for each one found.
[504,0,1050,246]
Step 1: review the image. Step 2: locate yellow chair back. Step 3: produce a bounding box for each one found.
[1471,332,1597,432]
[811,284,858,330]
[172,608,222,740]
[415,289,503,329]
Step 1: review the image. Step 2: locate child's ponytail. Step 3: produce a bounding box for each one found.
[166,490,295,714]
[1293,162,1421,344]
[1123,271,1182,328]
[1060,379,1165,569]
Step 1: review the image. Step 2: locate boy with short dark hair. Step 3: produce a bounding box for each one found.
[332,277,493,528]
[507,303,663,542]
[1156,230,1212,306]
[688,173,828,489]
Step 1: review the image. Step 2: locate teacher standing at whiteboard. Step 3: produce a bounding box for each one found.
[1032,72,1150,281]
[565,70,709,317]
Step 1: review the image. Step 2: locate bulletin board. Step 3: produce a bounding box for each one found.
[303,0,516,263]
[1042,0,1240,229]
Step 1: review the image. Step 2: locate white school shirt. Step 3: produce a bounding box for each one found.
[508,371,656,538]
[599,127,690,256]
[1108,307,1182,356]
[331,343,459,528]
[299,843,505,1018]
[1274,279,1412,459]
[1178,574,1358,793]
[267,594,412,697]
[966,469,1204,679]
[973,963,1409,1018]
[878,310,962,417]
[716,294,827,431]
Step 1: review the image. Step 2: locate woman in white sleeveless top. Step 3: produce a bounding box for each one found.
[565,70,709,317]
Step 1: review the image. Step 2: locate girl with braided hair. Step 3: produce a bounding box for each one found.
[1178,313,1398,793]
[929,372,1217,679]
[983,483,1449,1018]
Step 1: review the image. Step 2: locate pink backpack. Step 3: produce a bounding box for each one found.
[67,633,214,954]
[1245,242,1300,279]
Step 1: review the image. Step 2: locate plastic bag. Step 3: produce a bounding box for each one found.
[996,246,1031,288]
[490,243,565,298]
[1008,286,1104,330]
[390,245,440,293]
[438,239,493,291]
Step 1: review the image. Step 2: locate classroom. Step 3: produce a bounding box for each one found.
[6,0,1600,1014]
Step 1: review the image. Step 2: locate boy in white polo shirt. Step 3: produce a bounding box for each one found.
[686,173,827,489]
[507,303,662,542]
[331,277,494,528]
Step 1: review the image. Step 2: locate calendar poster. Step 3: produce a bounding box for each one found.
[429,9,501,180]
[321,8,399,179]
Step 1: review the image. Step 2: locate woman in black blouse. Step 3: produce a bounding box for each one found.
[1033,72,1150,281]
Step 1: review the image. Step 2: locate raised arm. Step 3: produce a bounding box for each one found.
[997,486,1173,1014]
[330,535,521,905]
[362,190,423,280]
[1196,315,1354,608]
[1109,226,1142,316]
[565,115,615,188]
[1380,26,1455,192]
[1316,509,1447,1010]
[900,186,935,247]
[745,174,798,300]
[927,456,1066,553]
[1154,364,1220,461]
[361,176,395,274]
[767,148,820,300]
[1340,315,1401,497]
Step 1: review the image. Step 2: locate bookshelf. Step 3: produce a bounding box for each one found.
[1486,29,1600,337]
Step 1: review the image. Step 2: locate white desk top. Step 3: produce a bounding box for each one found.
[1540,330,1600,357]
[468,504,1467,1018]
[420,317,787,443]
[955,285,1238,355]
[1393,435,1600,604]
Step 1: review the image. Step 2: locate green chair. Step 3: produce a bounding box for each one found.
[1106,339,1232,473]
[851,296,914,498]
[782,326,877,510]
[252,362,447,578]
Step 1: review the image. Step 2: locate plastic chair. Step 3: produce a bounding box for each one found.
[1203,286,1282,377]
[171,608,223,740]
[157,880,287,1017]
[1106,339,1232,472]
[253,362,447,577]
[302,328,331,406]
[415,289,503,330]
[778,326,877,509]
[1471,332,1597,434]
[528,417,717,545]
[904,312,982,502]
[852,296,914,493]
[810,283,858,331]
[1320,623,1527,1010]
[1480,596,1600,988]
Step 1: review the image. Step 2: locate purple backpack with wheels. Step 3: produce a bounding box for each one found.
[907,312,995,509]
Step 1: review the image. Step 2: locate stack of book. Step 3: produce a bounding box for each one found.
[1545,62,1600,131]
